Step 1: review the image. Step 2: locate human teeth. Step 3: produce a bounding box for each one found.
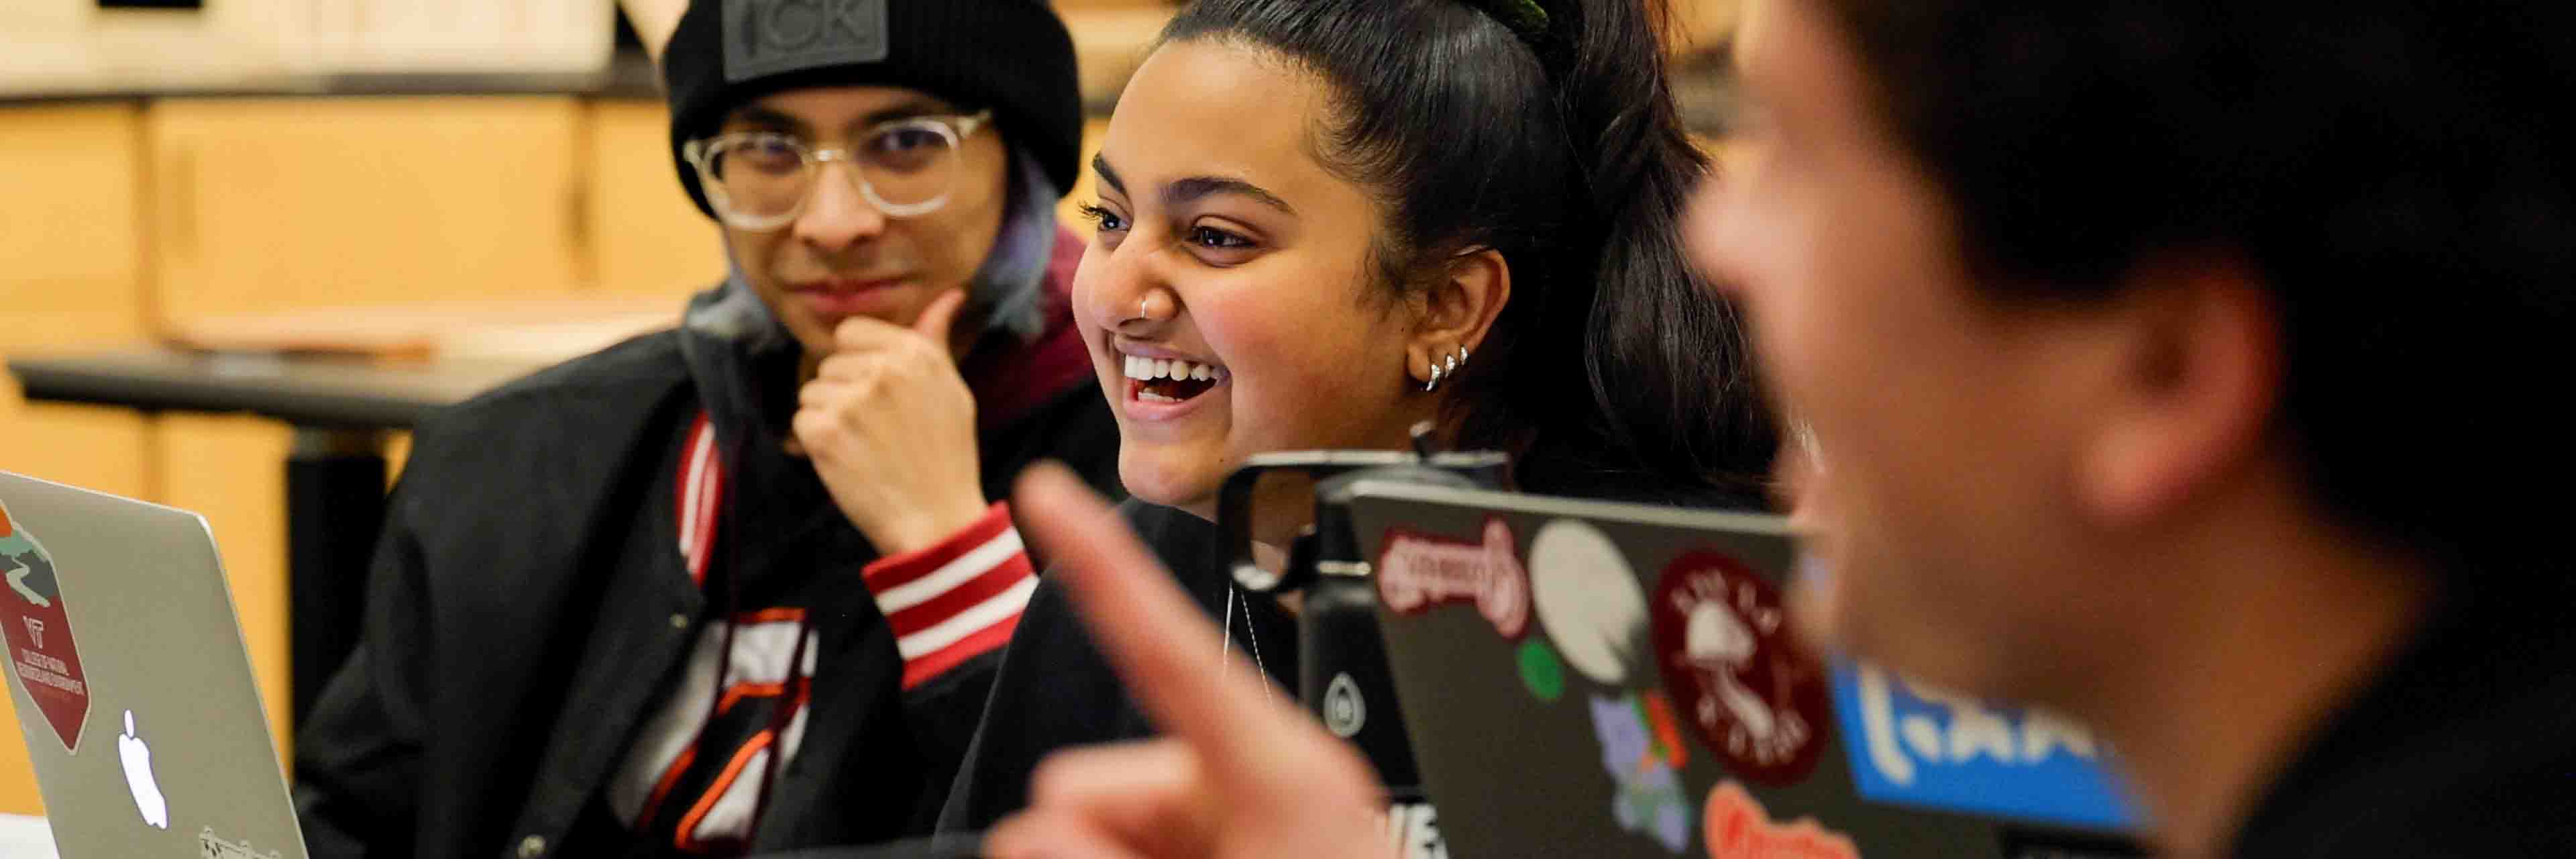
[1121,353,1226,383]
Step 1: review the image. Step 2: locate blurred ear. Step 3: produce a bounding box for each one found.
[2078,253,2284,525]
[619,0,688,66]
[1407,248,1511,385]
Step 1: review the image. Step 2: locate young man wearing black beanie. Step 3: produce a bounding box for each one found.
[292,1,1118,855]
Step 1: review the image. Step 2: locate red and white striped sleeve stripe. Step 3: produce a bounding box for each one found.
[676,413,723,587]
[861,503,1036,689]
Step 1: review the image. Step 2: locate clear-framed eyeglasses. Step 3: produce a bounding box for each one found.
[683,109,993,230]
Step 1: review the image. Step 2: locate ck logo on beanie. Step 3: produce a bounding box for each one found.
[723,0,889,83]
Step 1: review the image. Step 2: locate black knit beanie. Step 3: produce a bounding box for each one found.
[661,0,1083,220]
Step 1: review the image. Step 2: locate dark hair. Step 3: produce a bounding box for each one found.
[1813,0,2576,575]
[1163,0,1778,506]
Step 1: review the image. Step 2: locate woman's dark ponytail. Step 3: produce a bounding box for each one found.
[1165,0,1778,505]
[1532,0,1777,503]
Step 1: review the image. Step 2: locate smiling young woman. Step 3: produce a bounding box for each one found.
[935,0,1779,840]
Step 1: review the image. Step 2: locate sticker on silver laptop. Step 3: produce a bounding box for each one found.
[200,826,288,859]
[1528,517,1651,684]
[1652,550,1830,787]
[1591,691,1696,852]
[1517,637,1566,702]
[1702,780,1858,859]
[1375,517,1529,637]
[0,499,91,752]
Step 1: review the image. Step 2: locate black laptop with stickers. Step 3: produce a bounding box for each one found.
[1326,478,2149,859]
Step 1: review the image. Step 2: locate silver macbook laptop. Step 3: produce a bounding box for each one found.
[1342,480,2145,858]
[0,470,308,859]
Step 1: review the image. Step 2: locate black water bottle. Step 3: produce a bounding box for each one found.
[1218,428,1507,858]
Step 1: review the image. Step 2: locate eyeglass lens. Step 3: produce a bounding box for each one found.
[705,121,963,223]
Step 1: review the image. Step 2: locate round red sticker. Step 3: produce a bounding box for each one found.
[1651,550,1829,786]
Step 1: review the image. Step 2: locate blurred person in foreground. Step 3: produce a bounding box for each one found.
[291,1,1119,854]
[979,0,2576,854]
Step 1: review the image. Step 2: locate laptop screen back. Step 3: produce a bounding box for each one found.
[0,471,307,859]
[1343,481,2143,858]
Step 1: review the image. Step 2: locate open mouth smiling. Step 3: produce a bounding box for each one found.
[1118,352,1230,405]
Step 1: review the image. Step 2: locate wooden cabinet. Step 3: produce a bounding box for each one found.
[152,415,294,764]
[148,97,592,323]
[586,99,728,299]
[0,102,155,496]
[0,102,154,815]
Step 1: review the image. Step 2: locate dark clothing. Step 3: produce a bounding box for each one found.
[2229,580,2576,856]
[294,232,1119,858]
[935,501,1301,833]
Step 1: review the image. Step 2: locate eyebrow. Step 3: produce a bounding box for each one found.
[1091,154,1295,217]
[726,105,807,135]
[1093,152,1126,196]
[1167,176,1296,216]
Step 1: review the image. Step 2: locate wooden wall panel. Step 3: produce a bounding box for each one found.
[585,99,727,299]
[148,97,590,324]
[153,415,294,765]
[0,101,152,816]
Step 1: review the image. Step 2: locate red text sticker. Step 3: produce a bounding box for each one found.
[0,499,91,752]
[1652,550,1829,786]
[1703,781,1860,859]
[1376,517,1529,638]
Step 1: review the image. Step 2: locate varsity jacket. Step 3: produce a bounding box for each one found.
[294,231,1118,858]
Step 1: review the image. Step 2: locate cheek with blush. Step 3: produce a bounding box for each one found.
[1216,307,1407,451]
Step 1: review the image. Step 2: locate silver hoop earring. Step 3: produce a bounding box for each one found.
[1425,344,1471,393]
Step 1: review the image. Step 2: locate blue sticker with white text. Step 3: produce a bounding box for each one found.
[1832,662,2141,831]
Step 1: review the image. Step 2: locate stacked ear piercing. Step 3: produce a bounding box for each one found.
[1423,344,1471,392]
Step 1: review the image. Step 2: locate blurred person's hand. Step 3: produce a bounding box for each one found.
[983,464,1396,859]
[794,289,989,557]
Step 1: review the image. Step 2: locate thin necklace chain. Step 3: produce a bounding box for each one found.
[1222,585,1277,705]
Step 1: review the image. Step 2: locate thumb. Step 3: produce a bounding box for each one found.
[914,287,969,345]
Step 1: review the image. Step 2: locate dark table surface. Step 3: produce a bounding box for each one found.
[8,348,545,430]
[7,346,562,729]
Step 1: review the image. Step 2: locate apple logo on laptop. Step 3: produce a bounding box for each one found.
[118,710,168,829]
